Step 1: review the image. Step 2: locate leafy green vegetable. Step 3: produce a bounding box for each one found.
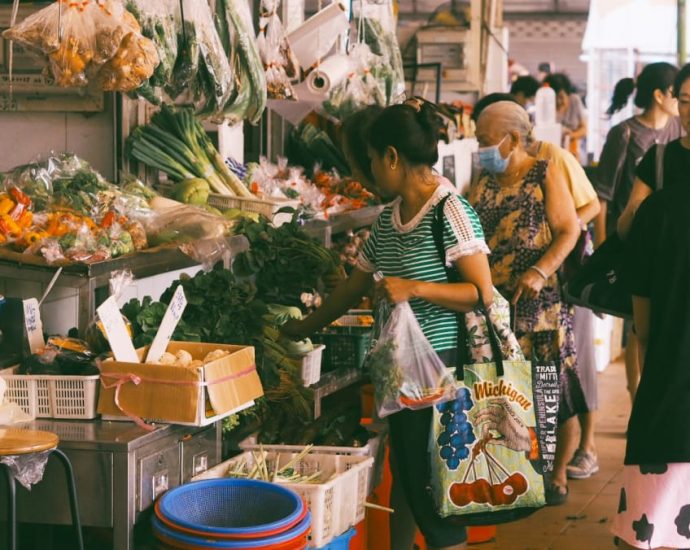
[233,214,341,305]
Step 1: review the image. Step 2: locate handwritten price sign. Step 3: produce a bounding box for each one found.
[146,286,188,364]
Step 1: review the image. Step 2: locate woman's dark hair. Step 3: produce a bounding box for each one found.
[472,93,519,122]
[368,100,445,167]
[510,76,540,99]
[543,73,573,95]
[341,105,384,180]
[608,62,678,115]
[674,62,690,99]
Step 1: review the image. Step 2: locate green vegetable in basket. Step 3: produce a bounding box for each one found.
[173,178,210,205]
[223,208,261,222]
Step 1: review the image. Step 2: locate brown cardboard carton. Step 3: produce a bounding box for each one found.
[98,342,263,426]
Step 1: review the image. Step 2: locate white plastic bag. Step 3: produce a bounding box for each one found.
[366,301,457,418]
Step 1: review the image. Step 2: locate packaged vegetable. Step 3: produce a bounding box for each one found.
[19,337,99,376]
[257,0,299,100]
[3,0,158,92]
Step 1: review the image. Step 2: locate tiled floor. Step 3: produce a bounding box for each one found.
[475,358,631,550]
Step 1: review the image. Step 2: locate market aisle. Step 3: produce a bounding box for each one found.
[477,358,630,550]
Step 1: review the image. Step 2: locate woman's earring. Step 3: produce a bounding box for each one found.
[390,163,396,170]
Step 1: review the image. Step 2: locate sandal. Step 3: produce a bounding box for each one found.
[545,482,568,506]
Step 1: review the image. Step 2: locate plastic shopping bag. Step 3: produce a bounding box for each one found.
[430,291,559,524]
[366,301,457,418]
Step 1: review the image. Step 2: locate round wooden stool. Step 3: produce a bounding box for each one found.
[0,428,84,550]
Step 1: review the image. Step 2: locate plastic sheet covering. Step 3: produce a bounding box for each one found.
[0,451,50,490]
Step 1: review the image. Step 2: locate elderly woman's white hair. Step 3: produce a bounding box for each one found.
[477,100,534,145]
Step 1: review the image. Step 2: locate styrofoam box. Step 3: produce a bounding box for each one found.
[1,366,100,420]
[298,345,325,386]
[193,451,373,547]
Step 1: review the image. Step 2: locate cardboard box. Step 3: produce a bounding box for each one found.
[98,342,263,426]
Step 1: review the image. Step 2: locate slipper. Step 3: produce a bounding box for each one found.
[545,482,568,506]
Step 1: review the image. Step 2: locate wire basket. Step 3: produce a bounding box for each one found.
[193,451,373,548]
[0,366,99,420]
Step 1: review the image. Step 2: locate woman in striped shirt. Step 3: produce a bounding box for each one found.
[284,100,493,550]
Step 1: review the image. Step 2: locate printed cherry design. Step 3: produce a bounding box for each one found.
[632,514,654,544]
[674,504,690,539]
[449,472,529,507]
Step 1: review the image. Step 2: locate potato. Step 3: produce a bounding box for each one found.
[175,349,193,367]
[158,352,176,365]
[203,350,229,363]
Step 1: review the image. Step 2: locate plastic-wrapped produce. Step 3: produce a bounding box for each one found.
[257,0,299,100]
[3,0,158,91]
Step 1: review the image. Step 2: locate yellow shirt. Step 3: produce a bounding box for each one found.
[535,141,597,209]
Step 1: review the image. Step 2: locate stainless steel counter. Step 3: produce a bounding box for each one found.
[0,419,221,550]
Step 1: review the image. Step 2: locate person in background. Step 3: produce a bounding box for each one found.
[468,101,586,506]
[471,95,601,481]
[617,63,690,237]
[611,185,690,550]
[593,61,681,406]
[285,100,493,550]
[510,75,540,108]
[543,73,588,161]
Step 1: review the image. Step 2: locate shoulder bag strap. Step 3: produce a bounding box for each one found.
[431,194,504,377]
[655,143,666,190]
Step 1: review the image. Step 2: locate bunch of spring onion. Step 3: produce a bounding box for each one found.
[126,104,252,197]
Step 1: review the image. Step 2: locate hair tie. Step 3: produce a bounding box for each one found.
[404,98,423,112]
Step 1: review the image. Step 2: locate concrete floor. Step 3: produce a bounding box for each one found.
[477,358,630,550]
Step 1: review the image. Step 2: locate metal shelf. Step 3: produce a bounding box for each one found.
[311,368,362,417]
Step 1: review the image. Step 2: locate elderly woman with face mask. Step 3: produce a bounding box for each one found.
[468,101,589,506]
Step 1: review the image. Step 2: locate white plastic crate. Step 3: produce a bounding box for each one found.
[0,366,100,420]
[193,450,373,547]
[241,424,387,494]
[297,344,325,386]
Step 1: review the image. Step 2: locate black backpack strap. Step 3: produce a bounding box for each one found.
[431,193,504,377]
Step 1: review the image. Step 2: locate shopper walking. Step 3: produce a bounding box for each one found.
[468,101,586,506]
[284,99,493,550]
[510,75,540,108]
[592,62,681,405]
[611,185,690,550]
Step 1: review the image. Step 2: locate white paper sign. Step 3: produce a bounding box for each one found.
[97,296,139,363]
[23,298,45,354]
[145,286,188,364]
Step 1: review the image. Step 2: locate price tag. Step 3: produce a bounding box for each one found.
[97,296,139,363]
[146,286,187,364]
[22,298,45,354]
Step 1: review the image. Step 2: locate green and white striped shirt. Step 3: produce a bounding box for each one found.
[356,187,489,352]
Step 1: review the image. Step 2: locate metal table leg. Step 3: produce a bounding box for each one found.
[51,449,84,550]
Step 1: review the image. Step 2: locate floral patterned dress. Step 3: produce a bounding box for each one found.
[468,160,588,423]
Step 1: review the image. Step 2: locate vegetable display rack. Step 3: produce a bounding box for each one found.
[312,314,372,373]
[0,366,100,420]
[193,450,373,548]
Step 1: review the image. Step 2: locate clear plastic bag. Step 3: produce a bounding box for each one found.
[133,204,234,247]
[258,0,299,100]
[3,0,158,91]
[366,301,458,418]
[0,451,50,490]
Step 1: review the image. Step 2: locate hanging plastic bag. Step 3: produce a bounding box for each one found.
[125,0,180,91]
[257,0,299,100]
[3,0,158,91]
[366,301,457,418]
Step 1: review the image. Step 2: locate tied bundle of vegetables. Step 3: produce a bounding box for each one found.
[126,104,251,197]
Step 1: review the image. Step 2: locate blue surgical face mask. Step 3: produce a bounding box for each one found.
[478,135,511,174]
